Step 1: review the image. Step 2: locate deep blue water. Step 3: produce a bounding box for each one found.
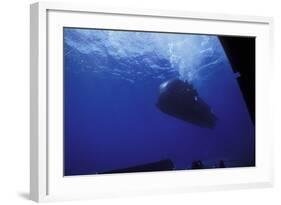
[64,28,255,176]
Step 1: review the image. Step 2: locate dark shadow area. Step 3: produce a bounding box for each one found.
[219,36,255,124]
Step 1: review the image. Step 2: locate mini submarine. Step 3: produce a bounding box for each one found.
[156,78,217,128]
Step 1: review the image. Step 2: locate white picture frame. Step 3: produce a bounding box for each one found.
[30,1,274,202]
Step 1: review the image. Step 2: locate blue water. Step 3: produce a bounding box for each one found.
[64,28,255,176]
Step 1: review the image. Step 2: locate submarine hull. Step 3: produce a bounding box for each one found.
[102,159,175,174]
[156,79,217,128]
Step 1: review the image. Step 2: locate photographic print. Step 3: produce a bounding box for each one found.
[63,28,255,176]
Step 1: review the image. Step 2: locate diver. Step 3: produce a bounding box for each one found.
[191,160,204,169]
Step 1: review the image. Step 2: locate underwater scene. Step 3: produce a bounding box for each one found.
[63,28,255,176]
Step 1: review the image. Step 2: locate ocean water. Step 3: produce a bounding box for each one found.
[63,28,255,176]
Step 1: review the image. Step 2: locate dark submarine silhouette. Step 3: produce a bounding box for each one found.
[102,159,175,174]
[156,78,217,128]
